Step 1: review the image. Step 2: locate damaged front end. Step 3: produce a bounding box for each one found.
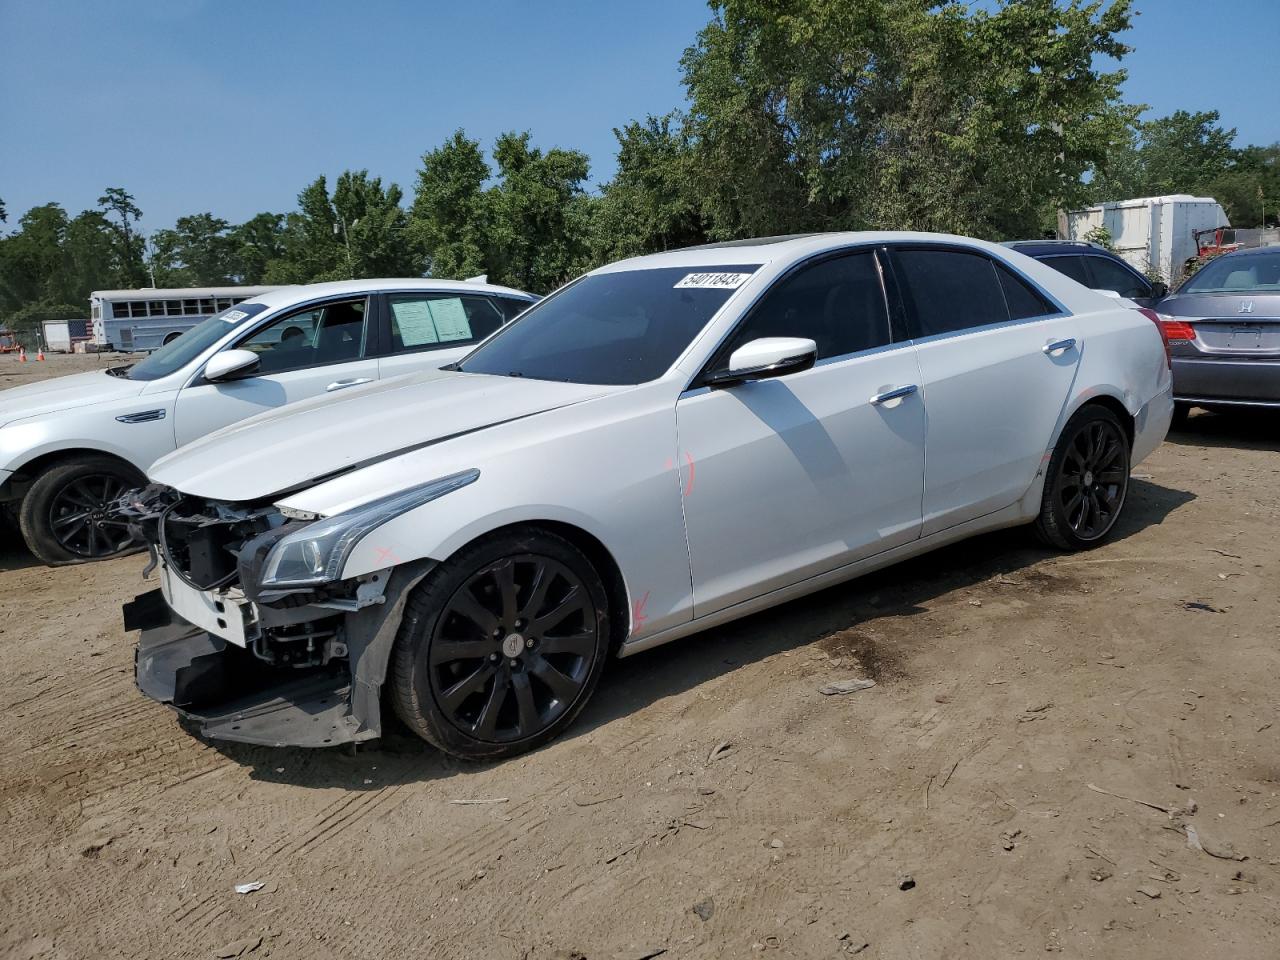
[118,483,440,748]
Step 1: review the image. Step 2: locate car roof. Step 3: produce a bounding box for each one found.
[1208,246,1280,261]
[245,278,536,310]
[1002,240,1115,258]
[591,231,1022,274]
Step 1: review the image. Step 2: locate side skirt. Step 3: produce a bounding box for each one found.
[619,496,1036,658]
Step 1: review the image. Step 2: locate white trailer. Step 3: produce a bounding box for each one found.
[41,319,90,353]
[1060,195,1228,284]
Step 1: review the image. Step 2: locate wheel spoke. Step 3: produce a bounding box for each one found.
[430,637,496,665]
[439,662,496,713]
[59,486,97,509]
[447,588,500,637]
[493,559,519,626]
[52,510,90,529]
[539,630,596,657]
[511,671,538,735]
[529,654,579,704]
[532,586,586,635]
[472,670,510,739]
[518,561,554,622]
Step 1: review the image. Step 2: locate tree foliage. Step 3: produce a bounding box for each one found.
[3,0,1276,332]
[679,0,1139,240]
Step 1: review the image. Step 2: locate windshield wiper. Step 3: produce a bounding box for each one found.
[105,364,134,378]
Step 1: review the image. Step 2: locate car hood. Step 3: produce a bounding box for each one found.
[148,369,622,502]
[1157,291,1280,319]
[0,369,147,426]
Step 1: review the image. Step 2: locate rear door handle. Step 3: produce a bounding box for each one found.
[326,377,374,392]
[870,384,919,405]
[1043,337,1077,355]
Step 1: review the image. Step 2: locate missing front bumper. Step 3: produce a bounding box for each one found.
[130,589,375,748]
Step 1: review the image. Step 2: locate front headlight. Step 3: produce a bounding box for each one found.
[259,469,479,588]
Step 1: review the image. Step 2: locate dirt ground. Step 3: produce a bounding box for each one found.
[1,354,1277,960]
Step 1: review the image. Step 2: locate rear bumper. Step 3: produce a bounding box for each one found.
[1132,382,1173,466]
[1172,356,1280,405]
[127,589,374,748]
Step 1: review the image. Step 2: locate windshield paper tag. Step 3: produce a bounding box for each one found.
[222,309,249,323]
[674,272,753,290]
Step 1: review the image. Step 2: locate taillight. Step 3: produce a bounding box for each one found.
[1136,307,1173,369]
[1160,318,1196,342]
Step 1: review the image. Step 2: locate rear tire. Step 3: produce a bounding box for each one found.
[1170,402,1191,430]
[18,456,145,564]
[1034,405,1131,551]
[390,529,611,760]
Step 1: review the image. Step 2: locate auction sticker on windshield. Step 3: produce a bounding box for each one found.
[674,272,754,289]
[222,309,250,323]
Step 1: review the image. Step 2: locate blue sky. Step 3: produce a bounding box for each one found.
[2,0,1278,231]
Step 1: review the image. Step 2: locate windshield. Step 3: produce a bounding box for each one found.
[126,303,271,380]
[456,265,759,385]
[1179,252,1280,294]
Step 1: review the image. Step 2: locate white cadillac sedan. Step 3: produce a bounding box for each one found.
[0,278,535,563]
[122,233,1173,759]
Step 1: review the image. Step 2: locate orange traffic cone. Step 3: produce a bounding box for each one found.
[36,349,44,361]
[18,348,26,362]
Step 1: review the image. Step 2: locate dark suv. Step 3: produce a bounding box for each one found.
[1004,240,1168,308]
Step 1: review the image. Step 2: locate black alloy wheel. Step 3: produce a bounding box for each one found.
[18,455,145,564]
[48,473,135,558]
[431,554,598,742]
[391,530,611,759]
[1035,405,1130,550]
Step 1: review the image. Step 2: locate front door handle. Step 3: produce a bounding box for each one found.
[1043,337,1077,356]
[870,384,919,405]
[326,377,374,392]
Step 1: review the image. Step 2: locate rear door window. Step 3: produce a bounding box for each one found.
[385,294,505,353]
[1041,255,1090,286]
[1085,257,1151,299]
[893,249,1009,338]
[995,263,1058,320]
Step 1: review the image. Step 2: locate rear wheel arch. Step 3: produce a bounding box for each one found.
[1074,395,1134,449]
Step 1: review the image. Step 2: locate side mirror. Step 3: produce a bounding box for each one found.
[706,337,817,387]
[1149,280,1169,300]
[204,348,260,382]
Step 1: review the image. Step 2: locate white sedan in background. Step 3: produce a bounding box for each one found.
[0,279,536,563]
[123,232,1173,759]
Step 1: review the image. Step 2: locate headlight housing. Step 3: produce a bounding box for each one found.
[258,469,479,588]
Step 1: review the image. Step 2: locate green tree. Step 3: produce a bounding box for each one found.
[590,113,708,262]
[678,0,1139,240]
[1209,143,1280,228]
[486,131,592,291]
[409,129,492,279]
[97,187,147,287]
[227,213,285,283]
[1091,109,1242,204]
[266,172,420,283]
[148,213,240,286]
[1138,110,1237,195]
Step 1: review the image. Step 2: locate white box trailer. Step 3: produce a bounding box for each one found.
[42,318,90,353]
[1060,195,1228,283]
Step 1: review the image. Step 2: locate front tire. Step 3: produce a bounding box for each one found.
[1034,405,1131,551]
[18,456,144,564]
[390,529,611,760]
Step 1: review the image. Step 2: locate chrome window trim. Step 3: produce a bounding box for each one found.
[886,242,1073,347]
